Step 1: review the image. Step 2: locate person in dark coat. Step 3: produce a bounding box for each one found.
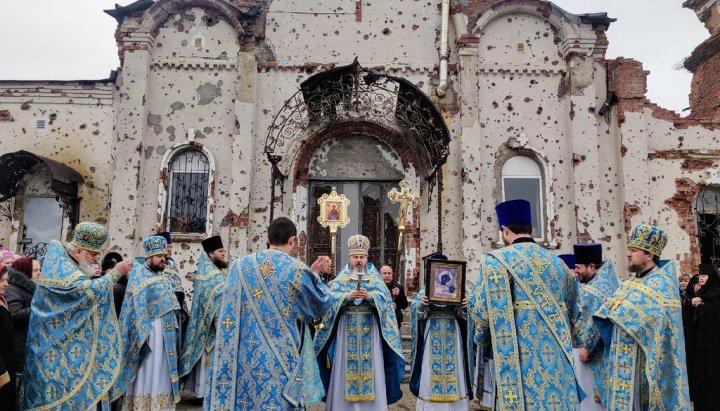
[684,263,720,410]
[101,252,126,317]
[0,265,18,409]
[5,257,36,373]
[380,264,409,327]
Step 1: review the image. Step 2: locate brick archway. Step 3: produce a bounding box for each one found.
[290,121,423,291]
[291,120,424,188]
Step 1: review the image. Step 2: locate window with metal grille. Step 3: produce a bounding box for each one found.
[165,149,210,234]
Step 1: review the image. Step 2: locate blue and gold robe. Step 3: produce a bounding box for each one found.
[468,241,584,410]
[409,287,471,404]
[203,249,330,411]
[576,261,619,406]
[23,241,122,411]
[179,252,225,380]
[593,260,690,410]
[314,263,405,405]
[109,263,180,404]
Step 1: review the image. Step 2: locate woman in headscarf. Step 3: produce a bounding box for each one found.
[5,257,37,373]
[0,265,18,409]
[684,263,720,410]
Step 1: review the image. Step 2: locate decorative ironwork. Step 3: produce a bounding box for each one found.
[0,198,14,222]
[265,59,450,252]
[24,242,48,259]
[265,59,450,169]
[166,149,210,234]
[696,186,720,266]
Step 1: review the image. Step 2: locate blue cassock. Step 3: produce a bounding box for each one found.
[468,242,585,410]
[593,260,690,410]
[23,241,122,411]
[203,249,330,411]
[576,261,619,405]
[409,287,472,402]
[109,262,180,402]
[179,252,225,378]
[313,263,405,405]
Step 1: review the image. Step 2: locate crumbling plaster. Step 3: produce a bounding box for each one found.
[0,82,115,252]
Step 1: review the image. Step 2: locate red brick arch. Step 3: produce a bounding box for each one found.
[291,121,425,188]
[141,0,245,34]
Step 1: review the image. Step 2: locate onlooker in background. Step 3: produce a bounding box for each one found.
[30,260,40,281]
[684,264,720,410]
[6,257,36,373]
[380,265,409,327]
[1,250,14,268]
[101,252,125,317]
[91,262,102,278]
[0,265,17,409]
[679,273,691,300]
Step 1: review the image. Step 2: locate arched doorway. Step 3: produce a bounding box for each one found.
[696,186,720,265]
[306,135,404,270]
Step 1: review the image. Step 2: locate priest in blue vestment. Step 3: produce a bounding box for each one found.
[203,217,332,410]
[593,224,690,409]
[23,222,133,410]
[111,235,181,411]
[314,234,405,410]
[179,235,228,398]
[468,199,585,410]
[157,232,189,354]
[409,254,472,411]
[572,243,619,410]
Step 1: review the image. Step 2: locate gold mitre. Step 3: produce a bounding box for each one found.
[347,234,370,256]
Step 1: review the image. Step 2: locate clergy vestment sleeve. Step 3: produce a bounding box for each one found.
[468,262,490,347]
[563,266,585,348]
[292,266,331,320]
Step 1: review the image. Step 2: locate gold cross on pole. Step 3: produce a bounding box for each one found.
[388,178,420,260]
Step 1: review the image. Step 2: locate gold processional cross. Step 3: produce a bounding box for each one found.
[387,178,420,280]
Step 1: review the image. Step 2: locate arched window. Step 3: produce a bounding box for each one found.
[502,156,544,239]
[165,149,210,234]
[696,186,720,265]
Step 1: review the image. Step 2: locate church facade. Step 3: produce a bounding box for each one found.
[1,0,719,292]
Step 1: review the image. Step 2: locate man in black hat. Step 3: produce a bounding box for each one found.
[179,235,228,399]
[572,243,619,409]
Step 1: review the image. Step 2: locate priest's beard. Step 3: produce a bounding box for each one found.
[627,263,644,274]
[213,257,229,270]
[148,262,166,273]
[350,263,367,275]
[78,260,96,277]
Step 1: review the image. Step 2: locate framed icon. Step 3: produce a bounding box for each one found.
[424,258,466,305]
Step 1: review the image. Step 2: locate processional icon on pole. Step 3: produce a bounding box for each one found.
[316,187,351,273]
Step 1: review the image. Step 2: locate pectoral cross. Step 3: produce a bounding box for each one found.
[387,178,420,279]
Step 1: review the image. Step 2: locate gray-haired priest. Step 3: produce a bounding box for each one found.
[179,235,228,399]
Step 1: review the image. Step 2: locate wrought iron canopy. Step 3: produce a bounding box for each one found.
[264,58,451,175]
[0,150,84,201]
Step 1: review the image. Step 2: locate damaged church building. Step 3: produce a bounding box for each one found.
[0,0,719,293]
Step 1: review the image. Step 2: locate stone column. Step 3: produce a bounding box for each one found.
[227,52,257,257]
[108,32,153,254]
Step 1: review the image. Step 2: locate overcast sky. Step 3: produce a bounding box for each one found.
[0,0,708,113]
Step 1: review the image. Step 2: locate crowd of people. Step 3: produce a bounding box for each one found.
[0,198,710,410]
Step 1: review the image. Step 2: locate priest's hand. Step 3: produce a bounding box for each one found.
[348,288,369,301]
[311,256,331,274]
[461,297,468,309]
[420,295,430,306]
[115,259,133,276]
[578,348,591,363]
